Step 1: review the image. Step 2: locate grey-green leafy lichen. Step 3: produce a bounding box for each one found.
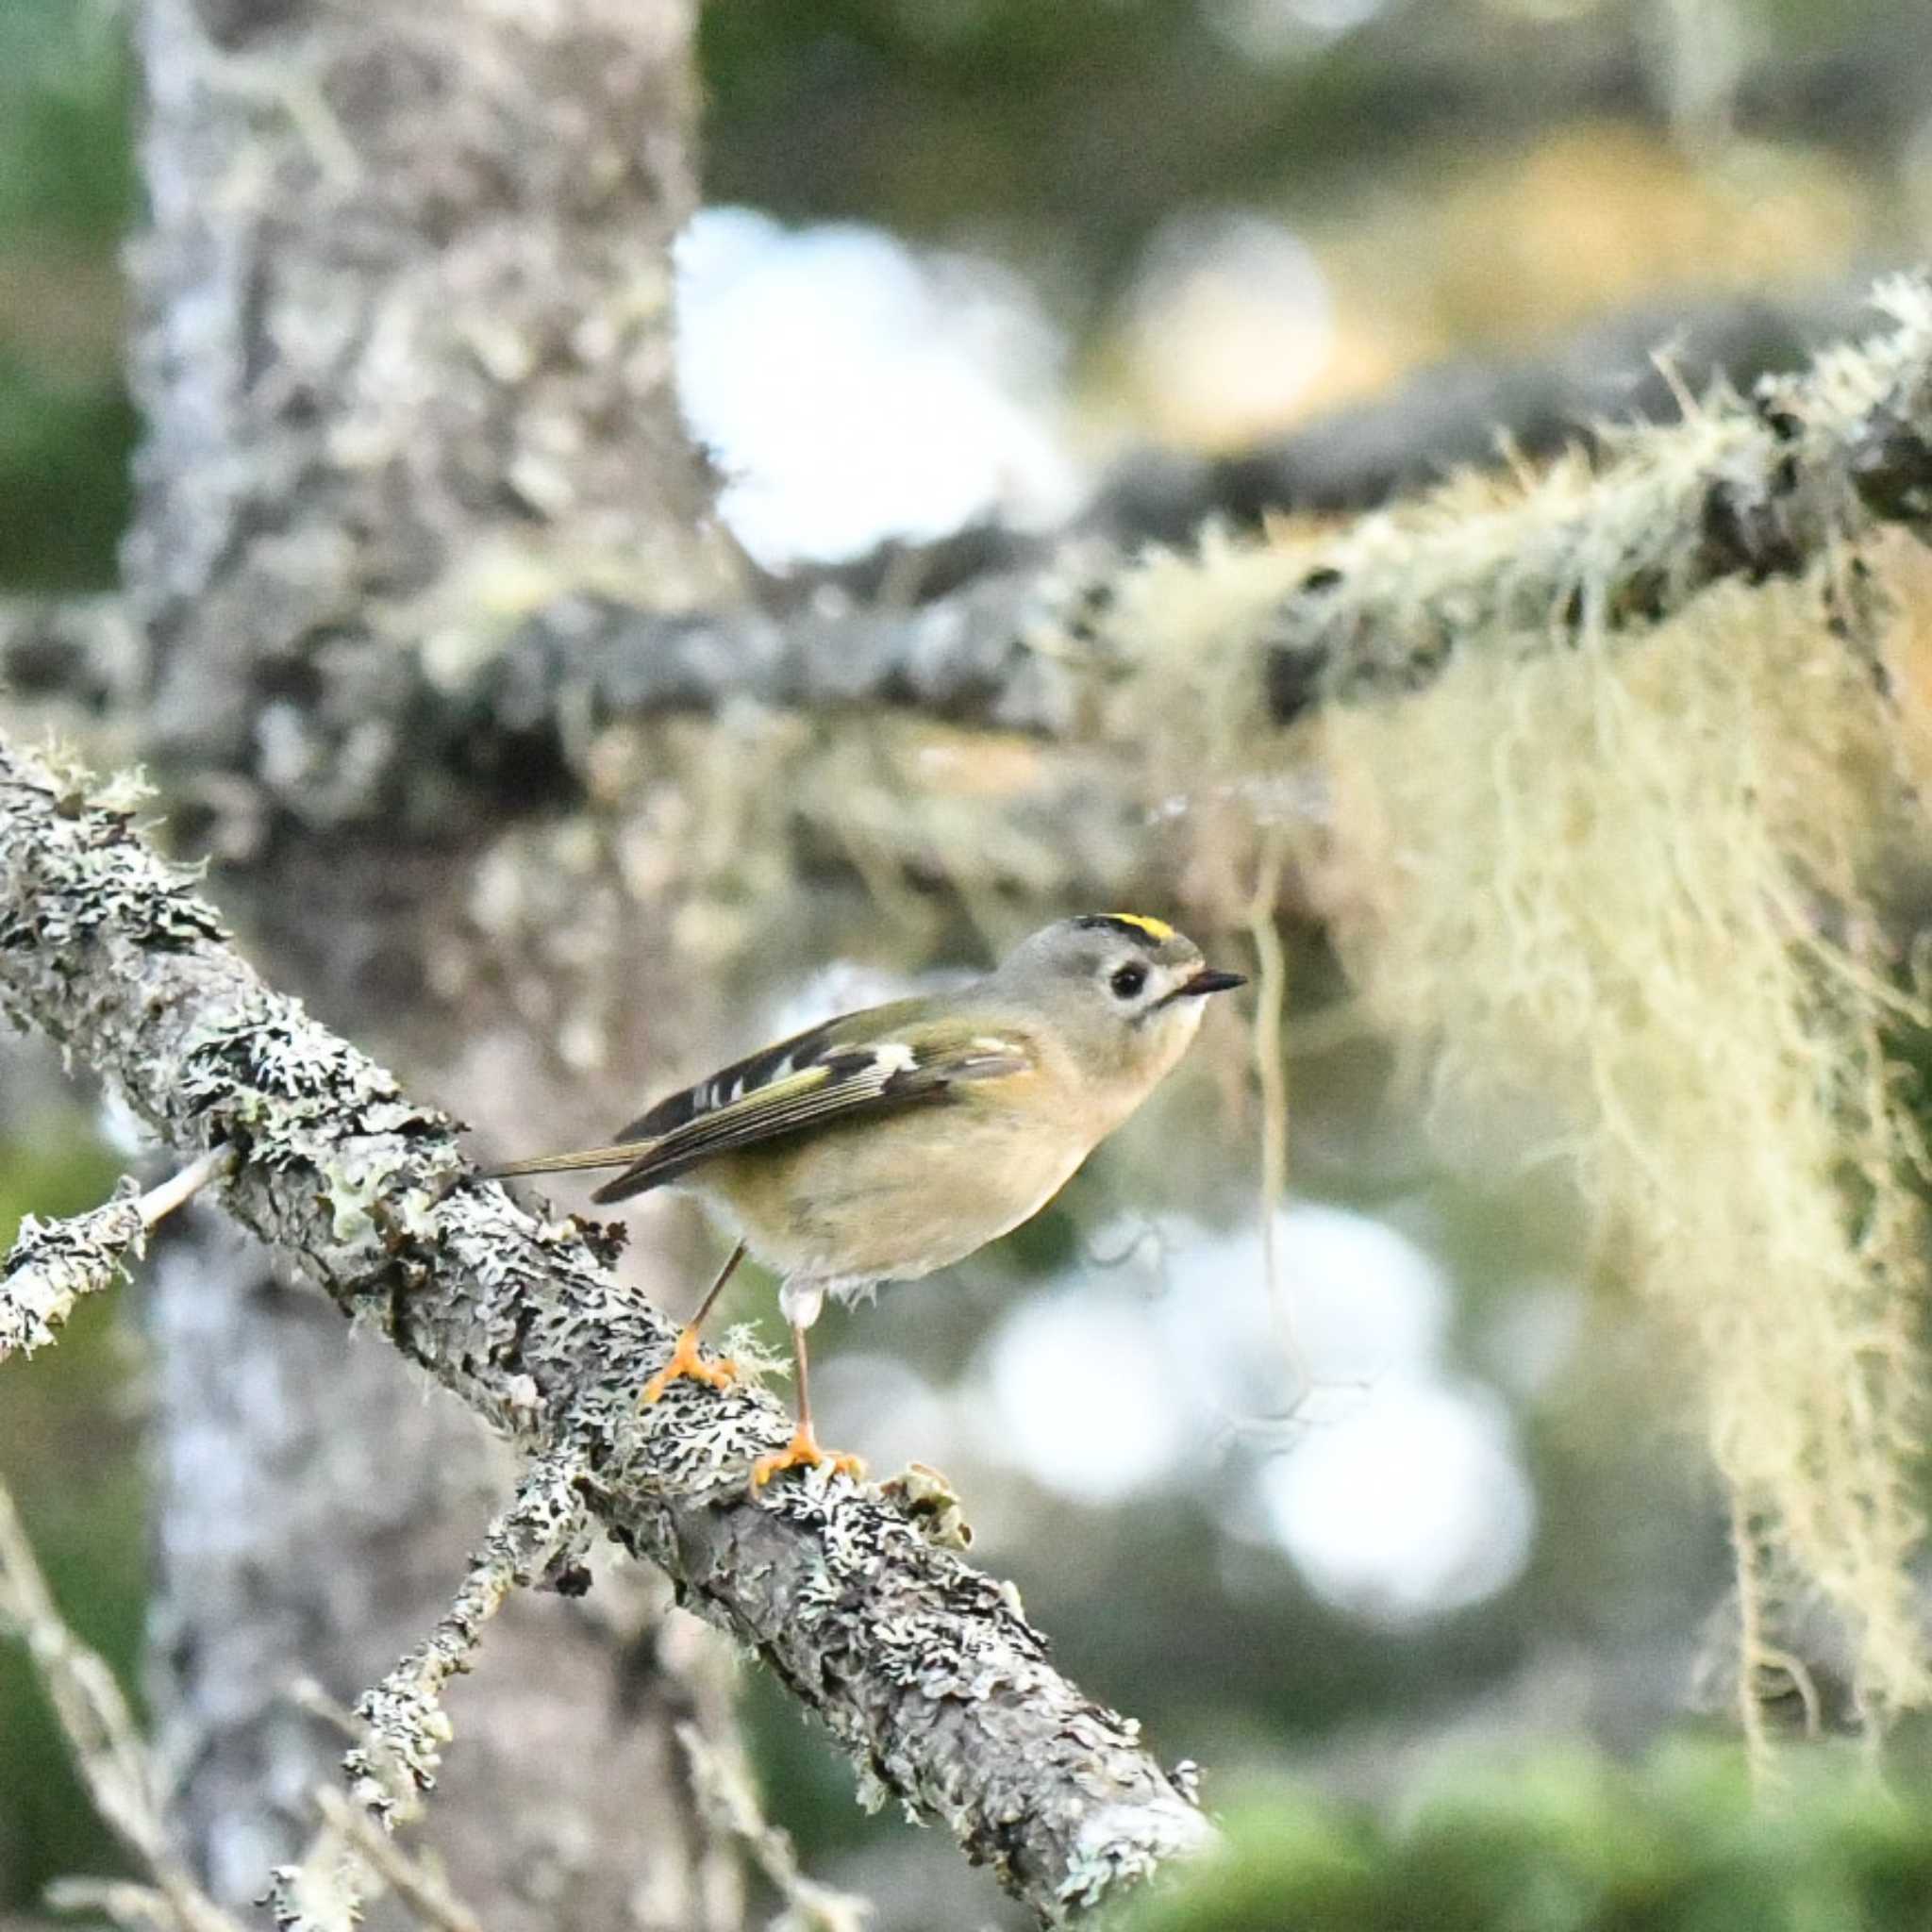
[346,1449,591,1824]
[0,732,1212,1925]
[0,1182,145,1362]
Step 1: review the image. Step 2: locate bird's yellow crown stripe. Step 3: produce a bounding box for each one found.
[1104,912,1175,941]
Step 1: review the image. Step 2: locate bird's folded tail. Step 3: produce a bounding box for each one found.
[482,1144,648,1181]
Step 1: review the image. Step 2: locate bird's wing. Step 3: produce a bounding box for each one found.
[484,999,1033,1205]
[611,1001,926,1143]
[591,1011,1033,1204]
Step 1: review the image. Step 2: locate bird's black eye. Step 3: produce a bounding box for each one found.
[1109,963,1147,1000]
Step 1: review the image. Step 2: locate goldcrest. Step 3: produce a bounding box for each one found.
[488,914,1244,1484]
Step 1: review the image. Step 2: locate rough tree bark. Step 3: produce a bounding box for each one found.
[121,0,752,1922]
[130,0,742,811]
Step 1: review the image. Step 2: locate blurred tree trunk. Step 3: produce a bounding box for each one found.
[125,0,750,1923]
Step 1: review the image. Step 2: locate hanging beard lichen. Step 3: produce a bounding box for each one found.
[1318,565,1932,1740]
[1068,282,1932,1753]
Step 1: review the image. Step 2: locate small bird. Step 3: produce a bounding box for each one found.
[486,915,1244,1485]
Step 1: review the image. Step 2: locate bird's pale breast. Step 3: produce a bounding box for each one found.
[688,1094,1094,1288]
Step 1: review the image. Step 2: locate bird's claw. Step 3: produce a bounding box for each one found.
[751,1426,864,1490]
[640,1325,740,1407]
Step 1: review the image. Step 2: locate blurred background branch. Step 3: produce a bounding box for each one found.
[0,1480,241,1932]
[0,283,1889,770]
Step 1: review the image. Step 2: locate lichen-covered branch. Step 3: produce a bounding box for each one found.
[445,549,1101,756]
[344,1449,592,1824]
[259,1453,592,1932]
[0,1480,243,1932]
[10,283,1915,809]
[1087,283,1867,539]
[0,735,1211,1925]
[1,1149,234,1363]
[2,1186,144,1363]
[441,275,1932,776]
[264,1780,493,1932]
[1249,275,1932,720]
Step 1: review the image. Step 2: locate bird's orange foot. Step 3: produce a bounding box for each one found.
[640,1325,739,1407]
[751,1425,865,1489]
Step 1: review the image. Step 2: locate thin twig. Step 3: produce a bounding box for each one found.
[677,1723,873,1932]
[1,1146,234,1364]
[45,1878,202,1932]
[0,1480,245,1932]
[345,1450,591,1824]
[310,1789,486,1932]
[135,1146,237,1227]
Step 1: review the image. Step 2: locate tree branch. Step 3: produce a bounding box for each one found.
[1253,273,1932,720]
[7,280,1916,807]
[1,1185,145,1364]
[342,1449,592,1826]
[1,1149,234,1364]
[676,1722,874,1932]
[1087,285,1870,540]
[451,555,1096,749]
[306,1789,488,1932]
[429,275,1932,791]
[0,735,1212,1926]
[3,1449,490,1932]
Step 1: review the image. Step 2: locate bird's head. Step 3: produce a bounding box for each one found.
[991,913,1245,1102]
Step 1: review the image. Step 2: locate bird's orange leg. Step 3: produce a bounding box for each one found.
[641,1241,747,1406]
[751,1319,863,1487]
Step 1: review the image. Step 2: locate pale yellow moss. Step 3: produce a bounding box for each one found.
[1072,289,1932,1735]
[1319,573,1931,1720]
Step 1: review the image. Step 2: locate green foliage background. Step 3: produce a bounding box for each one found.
[1124,1746,1932,1932]
[0,1123,137,1900]
[0,0,134,590]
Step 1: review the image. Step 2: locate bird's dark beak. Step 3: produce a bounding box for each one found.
[1175,967,1246,999]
